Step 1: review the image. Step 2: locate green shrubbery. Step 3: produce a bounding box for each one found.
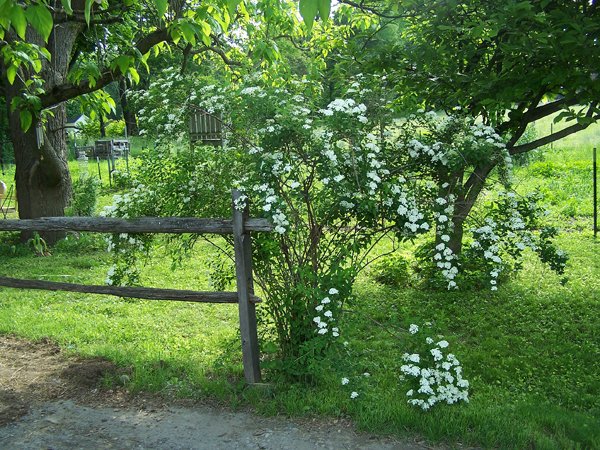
[370,254,412,287]
[67,176,100,217]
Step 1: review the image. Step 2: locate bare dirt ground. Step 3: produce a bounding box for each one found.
[0,335,437,449]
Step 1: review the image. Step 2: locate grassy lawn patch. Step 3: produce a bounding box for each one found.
[1,136,599,448]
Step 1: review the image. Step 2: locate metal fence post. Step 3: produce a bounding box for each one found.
[594,147,597,238]
[232,189,261,383]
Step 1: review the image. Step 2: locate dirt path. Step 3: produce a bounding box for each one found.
[0,336,433,449]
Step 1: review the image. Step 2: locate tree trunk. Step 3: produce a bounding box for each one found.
[4,20,83,244]
[7,102,72,244]
[119,79,139,136]
[445,162,495,256]
[448,209,466,255]
[99,114,106,138]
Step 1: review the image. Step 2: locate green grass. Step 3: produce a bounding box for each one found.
[1,231,597,448]
[0,130,599,448]
[512,113,599,229]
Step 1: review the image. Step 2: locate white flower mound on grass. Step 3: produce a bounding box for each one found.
[400,325,469,411]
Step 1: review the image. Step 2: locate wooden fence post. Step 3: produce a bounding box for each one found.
[232,189,261,383]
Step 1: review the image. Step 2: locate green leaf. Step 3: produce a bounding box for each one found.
[102,97,116,113]
[317,0,331,24]
[39,47,51,60]
[154,0,168,17]
[226,0,242,17]
[140,52,150,72]
[60,0,73,15]
[6,64,17,84]
[84,0,92,25]
[20,109,32,132]
[179,22,197,45]
[128,66,140,84]
[197,20,211,47]
[299,0,318,33]
[25,4,53,42]
[112,55,132,75]
[31,57,42,73]
[10,4,27,39]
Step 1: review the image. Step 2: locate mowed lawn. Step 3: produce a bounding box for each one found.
[0,126,599,449]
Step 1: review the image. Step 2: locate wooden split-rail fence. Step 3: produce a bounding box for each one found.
[0,190,269,384]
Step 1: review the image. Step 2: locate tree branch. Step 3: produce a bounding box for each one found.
[190,45,242,67]
[510,116,599,155]
[39,28,170,108]
[504,89,546,149]
[54,15,125,25]
[338,0,414,19]
[462,162,495,211]
[497,97,580,135]
[523,97,580,123]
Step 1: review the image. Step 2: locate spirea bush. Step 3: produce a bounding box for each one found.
[395,112,568,290]
[104,70,568,378]
[400,324,469,410]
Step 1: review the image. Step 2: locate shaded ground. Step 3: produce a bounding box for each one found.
[0,335,434,449]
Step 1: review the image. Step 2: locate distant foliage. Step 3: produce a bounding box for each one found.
[370,254,411,287]
[67,176,100,217]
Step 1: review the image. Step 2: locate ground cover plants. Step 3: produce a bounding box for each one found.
[1,1,599,448]
[0,134,598,448]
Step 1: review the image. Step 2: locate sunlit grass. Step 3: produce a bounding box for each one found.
[0,137,599,448]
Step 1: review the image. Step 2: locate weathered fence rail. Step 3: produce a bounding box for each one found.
[0,190,269,384]
[0,277,261,304]
[0,216,272,234]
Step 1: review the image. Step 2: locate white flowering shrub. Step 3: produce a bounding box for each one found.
[129,66,225,146]
[105,70,568,378]
[106,72,435,374]
[400,324,469,411]
[462,190,568,288]
[395,113,568,290]
[103,146,240,286]
[214,74,433,367]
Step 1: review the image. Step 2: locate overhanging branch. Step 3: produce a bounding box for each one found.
[510,120,598,155]
[338,0,414,19]
[190,45,242,66]
[510,102,598,154]
[39,28,170,108]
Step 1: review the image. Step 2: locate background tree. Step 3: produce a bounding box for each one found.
[326,0,600,254]
[0,0,254,241]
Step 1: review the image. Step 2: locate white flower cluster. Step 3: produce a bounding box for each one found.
[469,191,535,290]
[245,183,289,234]
[433,194,459,289]
[469,123,504,148]
[319,98,368,124]
[470,218,503,290]
[401,325,469,411]
[406,139,449,166]
[313,288,341,337]
[340,371,369,399]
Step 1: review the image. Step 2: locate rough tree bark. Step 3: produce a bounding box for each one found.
[2,9,169,243]
[99,114,106,138]
[119,79,139,136]
[4,21,83,243]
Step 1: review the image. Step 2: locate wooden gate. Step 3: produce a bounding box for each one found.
[0,190,268,384]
